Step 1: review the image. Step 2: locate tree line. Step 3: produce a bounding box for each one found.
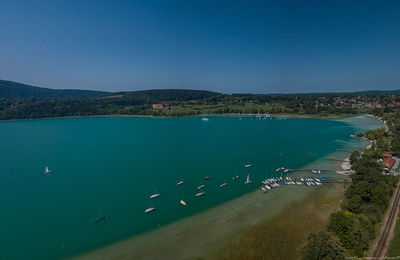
[302,112,400,259]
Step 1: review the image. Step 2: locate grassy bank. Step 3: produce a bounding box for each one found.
[219,183,345,260]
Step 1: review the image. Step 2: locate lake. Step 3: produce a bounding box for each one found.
[0,115,381,259]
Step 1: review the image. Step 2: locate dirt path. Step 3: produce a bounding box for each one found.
[369,181,400,258]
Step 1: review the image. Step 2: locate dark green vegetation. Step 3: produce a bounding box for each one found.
[303,152,398,258]
[0,79,109,98]
[1,79,400,120]
[303,111,400,259]
[303,231,346,260]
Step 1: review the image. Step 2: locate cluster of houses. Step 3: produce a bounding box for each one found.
[262,95,400,111]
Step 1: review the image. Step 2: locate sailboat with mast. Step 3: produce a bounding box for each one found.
[90,208,109,224]
[144,201,156,213]
[44,166,52,175]
[149,187,160,199]
[220,178,227,187]
[245,174,252,184]
[176,176,185,186]
[197,181,205,190]
[195,190,205,197]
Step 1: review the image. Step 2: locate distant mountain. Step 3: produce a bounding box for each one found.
[0,79,110,98]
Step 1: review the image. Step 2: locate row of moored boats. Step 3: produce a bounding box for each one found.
[145,173,253,213]
[260,176,326,193]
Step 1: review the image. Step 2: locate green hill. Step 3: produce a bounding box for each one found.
[0,79,110,98]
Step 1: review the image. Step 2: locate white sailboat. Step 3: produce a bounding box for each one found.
[176,176,185,186]
[220,179,227,187]
[44,166,52,175]
[245,174,251,184]
[195,190,205,197]
[197,184,205,190]
[244,164,252,168]
[144,201,156,213]
[149,187,160,199]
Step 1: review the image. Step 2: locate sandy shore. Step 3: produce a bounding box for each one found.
[341,158,351,170]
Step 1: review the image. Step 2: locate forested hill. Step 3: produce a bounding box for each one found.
[0,79,110,98]
[0,79,220,101]
[116,89,221,103]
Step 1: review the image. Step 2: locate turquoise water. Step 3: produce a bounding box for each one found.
[0,116,375,259]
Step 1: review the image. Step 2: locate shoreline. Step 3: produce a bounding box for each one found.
[72,115,379,260]
[0,112,358,123]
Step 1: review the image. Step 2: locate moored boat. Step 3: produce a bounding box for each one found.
[195,191,205,197]
[245,174,251,184]
[44,166,52,175]
[176,180,185,186]
[176,176,185,186]
[90,209,109,224]
[144,201,156,213]
[149,187,160,199]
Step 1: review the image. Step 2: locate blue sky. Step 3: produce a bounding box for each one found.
[0,0,399,93]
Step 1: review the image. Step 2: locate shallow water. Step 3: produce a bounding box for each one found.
[0,115,380,259]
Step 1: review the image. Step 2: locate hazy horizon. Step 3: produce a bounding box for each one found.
[1,0,400,93]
